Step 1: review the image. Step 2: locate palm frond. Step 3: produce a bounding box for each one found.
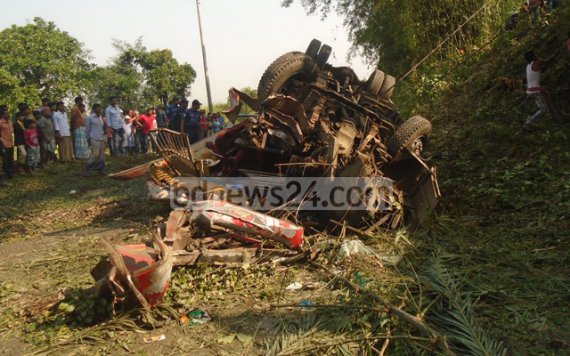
[420,254,507,356]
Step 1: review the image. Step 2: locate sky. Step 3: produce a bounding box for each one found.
[0,0,373,107]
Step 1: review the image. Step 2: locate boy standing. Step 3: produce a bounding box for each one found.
[123,111,136,155]
[24,120,40,173]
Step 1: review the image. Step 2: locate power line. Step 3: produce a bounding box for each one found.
[200,1,273,53]
[397,3,489,83]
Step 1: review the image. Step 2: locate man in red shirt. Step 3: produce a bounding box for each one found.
[136,107,156,154]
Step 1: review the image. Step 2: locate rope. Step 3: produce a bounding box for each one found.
[439,28,507,82]
[394,3,490,85]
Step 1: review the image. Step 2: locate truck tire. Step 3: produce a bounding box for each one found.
[365,69,385,96]
[387,115,432,157]
[379,74,396,100]
[257,52,318,102]
[315,44,332,69]
[305,39,321,59]
[385,110,405,128]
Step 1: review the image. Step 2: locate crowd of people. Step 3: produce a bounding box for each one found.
[506,0,563,29]
[0,95,231,186]
[523,0,561,22]
[165,97,227,143]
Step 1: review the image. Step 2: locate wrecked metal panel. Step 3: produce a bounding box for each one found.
[100,235,173,309]
[164,209,190,251]
[190,200,303,249]
[172,247,257,266]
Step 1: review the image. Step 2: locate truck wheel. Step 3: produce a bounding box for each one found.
[305,39,321,59]
[379,74,396,100]
[387,116,432,157]
[365,69,385,96]
[385,110,405,128]
[257,52,318,102]
[315,44,332,69]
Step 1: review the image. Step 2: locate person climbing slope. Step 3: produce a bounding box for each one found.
[523,49,561,131]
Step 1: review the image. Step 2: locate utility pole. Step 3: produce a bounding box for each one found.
[195,0,213,113]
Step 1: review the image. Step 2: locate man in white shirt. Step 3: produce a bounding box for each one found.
[105,96,124,156]
[52,101,74,162]
[523,50,560,132]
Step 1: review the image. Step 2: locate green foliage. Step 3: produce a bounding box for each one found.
[141,49,196,107]
[0,17,90,108]
[85,65,142,110]
[420,254,507,356]
[86,38,197,109]
[284,1,521,76]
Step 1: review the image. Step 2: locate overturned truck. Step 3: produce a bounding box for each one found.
[145,39,440,230]
[101,40,440,308]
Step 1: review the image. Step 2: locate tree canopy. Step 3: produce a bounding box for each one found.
[0,19,196,110]
[0,17,90,108]
[88,38,196,109]
[283,0,521,75]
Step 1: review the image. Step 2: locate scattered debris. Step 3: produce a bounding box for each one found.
[217,333,252,344]
[187,308,211,325]
[217,334,237,344]
[285,281,320,292]
[338,240,379,260]
[179,314,190,325]
[23,289,66,318]
[285,282,303,292]
[143,334,166,344]
[107,159,162,180]
[353,271,368,288]
[299,300,313,308]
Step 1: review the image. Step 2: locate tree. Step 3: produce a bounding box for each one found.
[0,17,90,107]
[84,64,143,111]
[91,38,197,109]
[141,49,196,107]
[283,0,520,75]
